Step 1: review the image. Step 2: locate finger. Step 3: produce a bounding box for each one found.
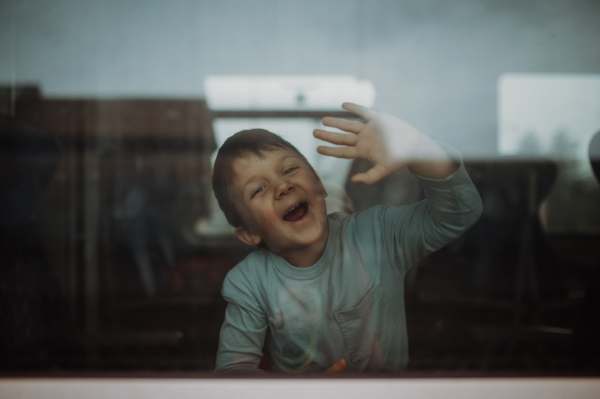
[321,117,364,134]
[350,165,392,185]
[326,358,346,373]
[313,129,358,146]
[341,102,376,120]
[317,145,358,159]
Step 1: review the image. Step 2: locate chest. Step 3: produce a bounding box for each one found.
[265,252,384,339]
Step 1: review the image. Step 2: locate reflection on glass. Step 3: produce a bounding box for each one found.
[1,1,600,376]
[499,74,600,232]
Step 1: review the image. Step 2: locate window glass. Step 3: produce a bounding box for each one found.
[1,0,599,374]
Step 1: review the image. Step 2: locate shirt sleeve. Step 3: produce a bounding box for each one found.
[375,143,483,274]
[215,269,268,372]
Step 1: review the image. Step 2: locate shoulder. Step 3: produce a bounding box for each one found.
[222,249,271,303]
[328,206,394,244]
[330,205,398,228]
[328,206,385,224]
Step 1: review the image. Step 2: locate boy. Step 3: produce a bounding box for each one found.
[213,103,482,372]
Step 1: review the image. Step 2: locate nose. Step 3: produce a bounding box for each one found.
[276,178,294,198]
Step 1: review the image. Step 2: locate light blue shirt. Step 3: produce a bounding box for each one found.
[216,157,482,372]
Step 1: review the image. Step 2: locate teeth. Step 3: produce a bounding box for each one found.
[286,204,299,215]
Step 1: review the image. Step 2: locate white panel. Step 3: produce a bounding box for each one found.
[205,76,376,111]
[1,378,600,399]
[498,74,600,179]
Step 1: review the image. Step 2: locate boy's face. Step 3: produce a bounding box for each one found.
[230,148,329,256]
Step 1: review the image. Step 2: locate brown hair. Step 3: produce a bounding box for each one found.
[212,129,316,227]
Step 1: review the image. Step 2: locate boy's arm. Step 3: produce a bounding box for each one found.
[364,152,482,272]
[215,275,268,372]
[315,103,482,269]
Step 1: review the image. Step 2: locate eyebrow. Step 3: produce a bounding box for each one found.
[241,154,299,194]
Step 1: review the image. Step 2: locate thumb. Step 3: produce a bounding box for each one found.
[326,358,347,373]
[350,165,391,186]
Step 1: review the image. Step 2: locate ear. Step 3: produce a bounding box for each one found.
[235,226,262,247]
[317,176,328,198]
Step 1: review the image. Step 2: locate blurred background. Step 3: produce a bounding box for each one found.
[1,0,599,373]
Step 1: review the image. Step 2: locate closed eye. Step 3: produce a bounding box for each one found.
[251,186,265,198]
[284,167,299,175]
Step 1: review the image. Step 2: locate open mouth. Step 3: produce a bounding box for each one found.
[283,202,309,222]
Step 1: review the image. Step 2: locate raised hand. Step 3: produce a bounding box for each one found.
[314,103,455,185]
